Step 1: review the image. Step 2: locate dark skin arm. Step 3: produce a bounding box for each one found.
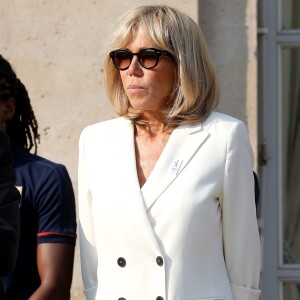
[28,243,75,300]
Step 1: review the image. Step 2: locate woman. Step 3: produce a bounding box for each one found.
[79,5,261,300]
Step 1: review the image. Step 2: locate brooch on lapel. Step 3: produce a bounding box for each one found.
[169,159,183,175]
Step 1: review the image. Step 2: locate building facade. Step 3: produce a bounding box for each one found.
[0,0,299,299]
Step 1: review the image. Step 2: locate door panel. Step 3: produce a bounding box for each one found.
[281,47,300,266]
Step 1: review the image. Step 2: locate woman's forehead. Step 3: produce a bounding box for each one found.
[122,27,158,48]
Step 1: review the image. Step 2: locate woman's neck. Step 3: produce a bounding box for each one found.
[136,111,168,137]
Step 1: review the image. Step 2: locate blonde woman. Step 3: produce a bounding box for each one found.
[79,5,261,300]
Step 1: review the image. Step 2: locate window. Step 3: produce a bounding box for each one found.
[260,0,300,299]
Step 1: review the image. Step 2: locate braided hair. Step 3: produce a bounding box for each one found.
[0,55,40,153]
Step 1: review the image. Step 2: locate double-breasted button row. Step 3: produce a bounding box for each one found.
[117,256,163,267]
[117,256,164,300]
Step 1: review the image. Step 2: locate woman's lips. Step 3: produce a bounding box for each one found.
[127,84,145,92]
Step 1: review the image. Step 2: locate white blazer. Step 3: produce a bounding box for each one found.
[78,112,261,300]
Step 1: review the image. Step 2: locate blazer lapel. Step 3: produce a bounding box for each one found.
[141,123,210,211]
[112,118,162,252]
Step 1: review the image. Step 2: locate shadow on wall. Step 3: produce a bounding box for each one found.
[198,0,249,123]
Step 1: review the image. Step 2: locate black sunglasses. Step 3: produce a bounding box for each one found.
[109,48,174,70]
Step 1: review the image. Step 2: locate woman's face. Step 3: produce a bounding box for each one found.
[119,28,177,114]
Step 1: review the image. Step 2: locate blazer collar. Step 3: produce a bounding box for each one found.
[111,118,211,251]
[141,122,209,210]
[112,118,210,212]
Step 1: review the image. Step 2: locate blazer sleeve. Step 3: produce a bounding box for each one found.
[0,131,20,276]
[78,129,98,300]
[220,121,261,300]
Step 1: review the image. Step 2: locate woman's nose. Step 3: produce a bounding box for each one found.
[127,56,143,76]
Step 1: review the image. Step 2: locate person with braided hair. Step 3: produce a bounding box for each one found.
[0,55,77,300]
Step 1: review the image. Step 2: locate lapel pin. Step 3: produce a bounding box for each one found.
[169,159,183,175]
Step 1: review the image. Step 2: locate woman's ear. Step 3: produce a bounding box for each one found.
[4,98,16,121]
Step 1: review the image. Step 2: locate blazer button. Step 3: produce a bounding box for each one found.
[156,297,164,300]
[117,257,126,267]
[156,256,163,266]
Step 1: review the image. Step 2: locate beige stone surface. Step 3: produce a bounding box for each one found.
[199,0,258,167]
[0,1,197,299]
[1,0,257,298]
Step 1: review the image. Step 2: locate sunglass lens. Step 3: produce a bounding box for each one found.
[139,49,158,69]
[114,50,131,70]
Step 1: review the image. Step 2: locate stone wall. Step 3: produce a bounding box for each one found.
[199,0,258,167]
[0,0,257,298]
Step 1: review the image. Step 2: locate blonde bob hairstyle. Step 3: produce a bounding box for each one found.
[104,5,220,127]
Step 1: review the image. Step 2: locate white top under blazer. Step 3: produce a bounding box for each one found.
[78,111,261,300]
